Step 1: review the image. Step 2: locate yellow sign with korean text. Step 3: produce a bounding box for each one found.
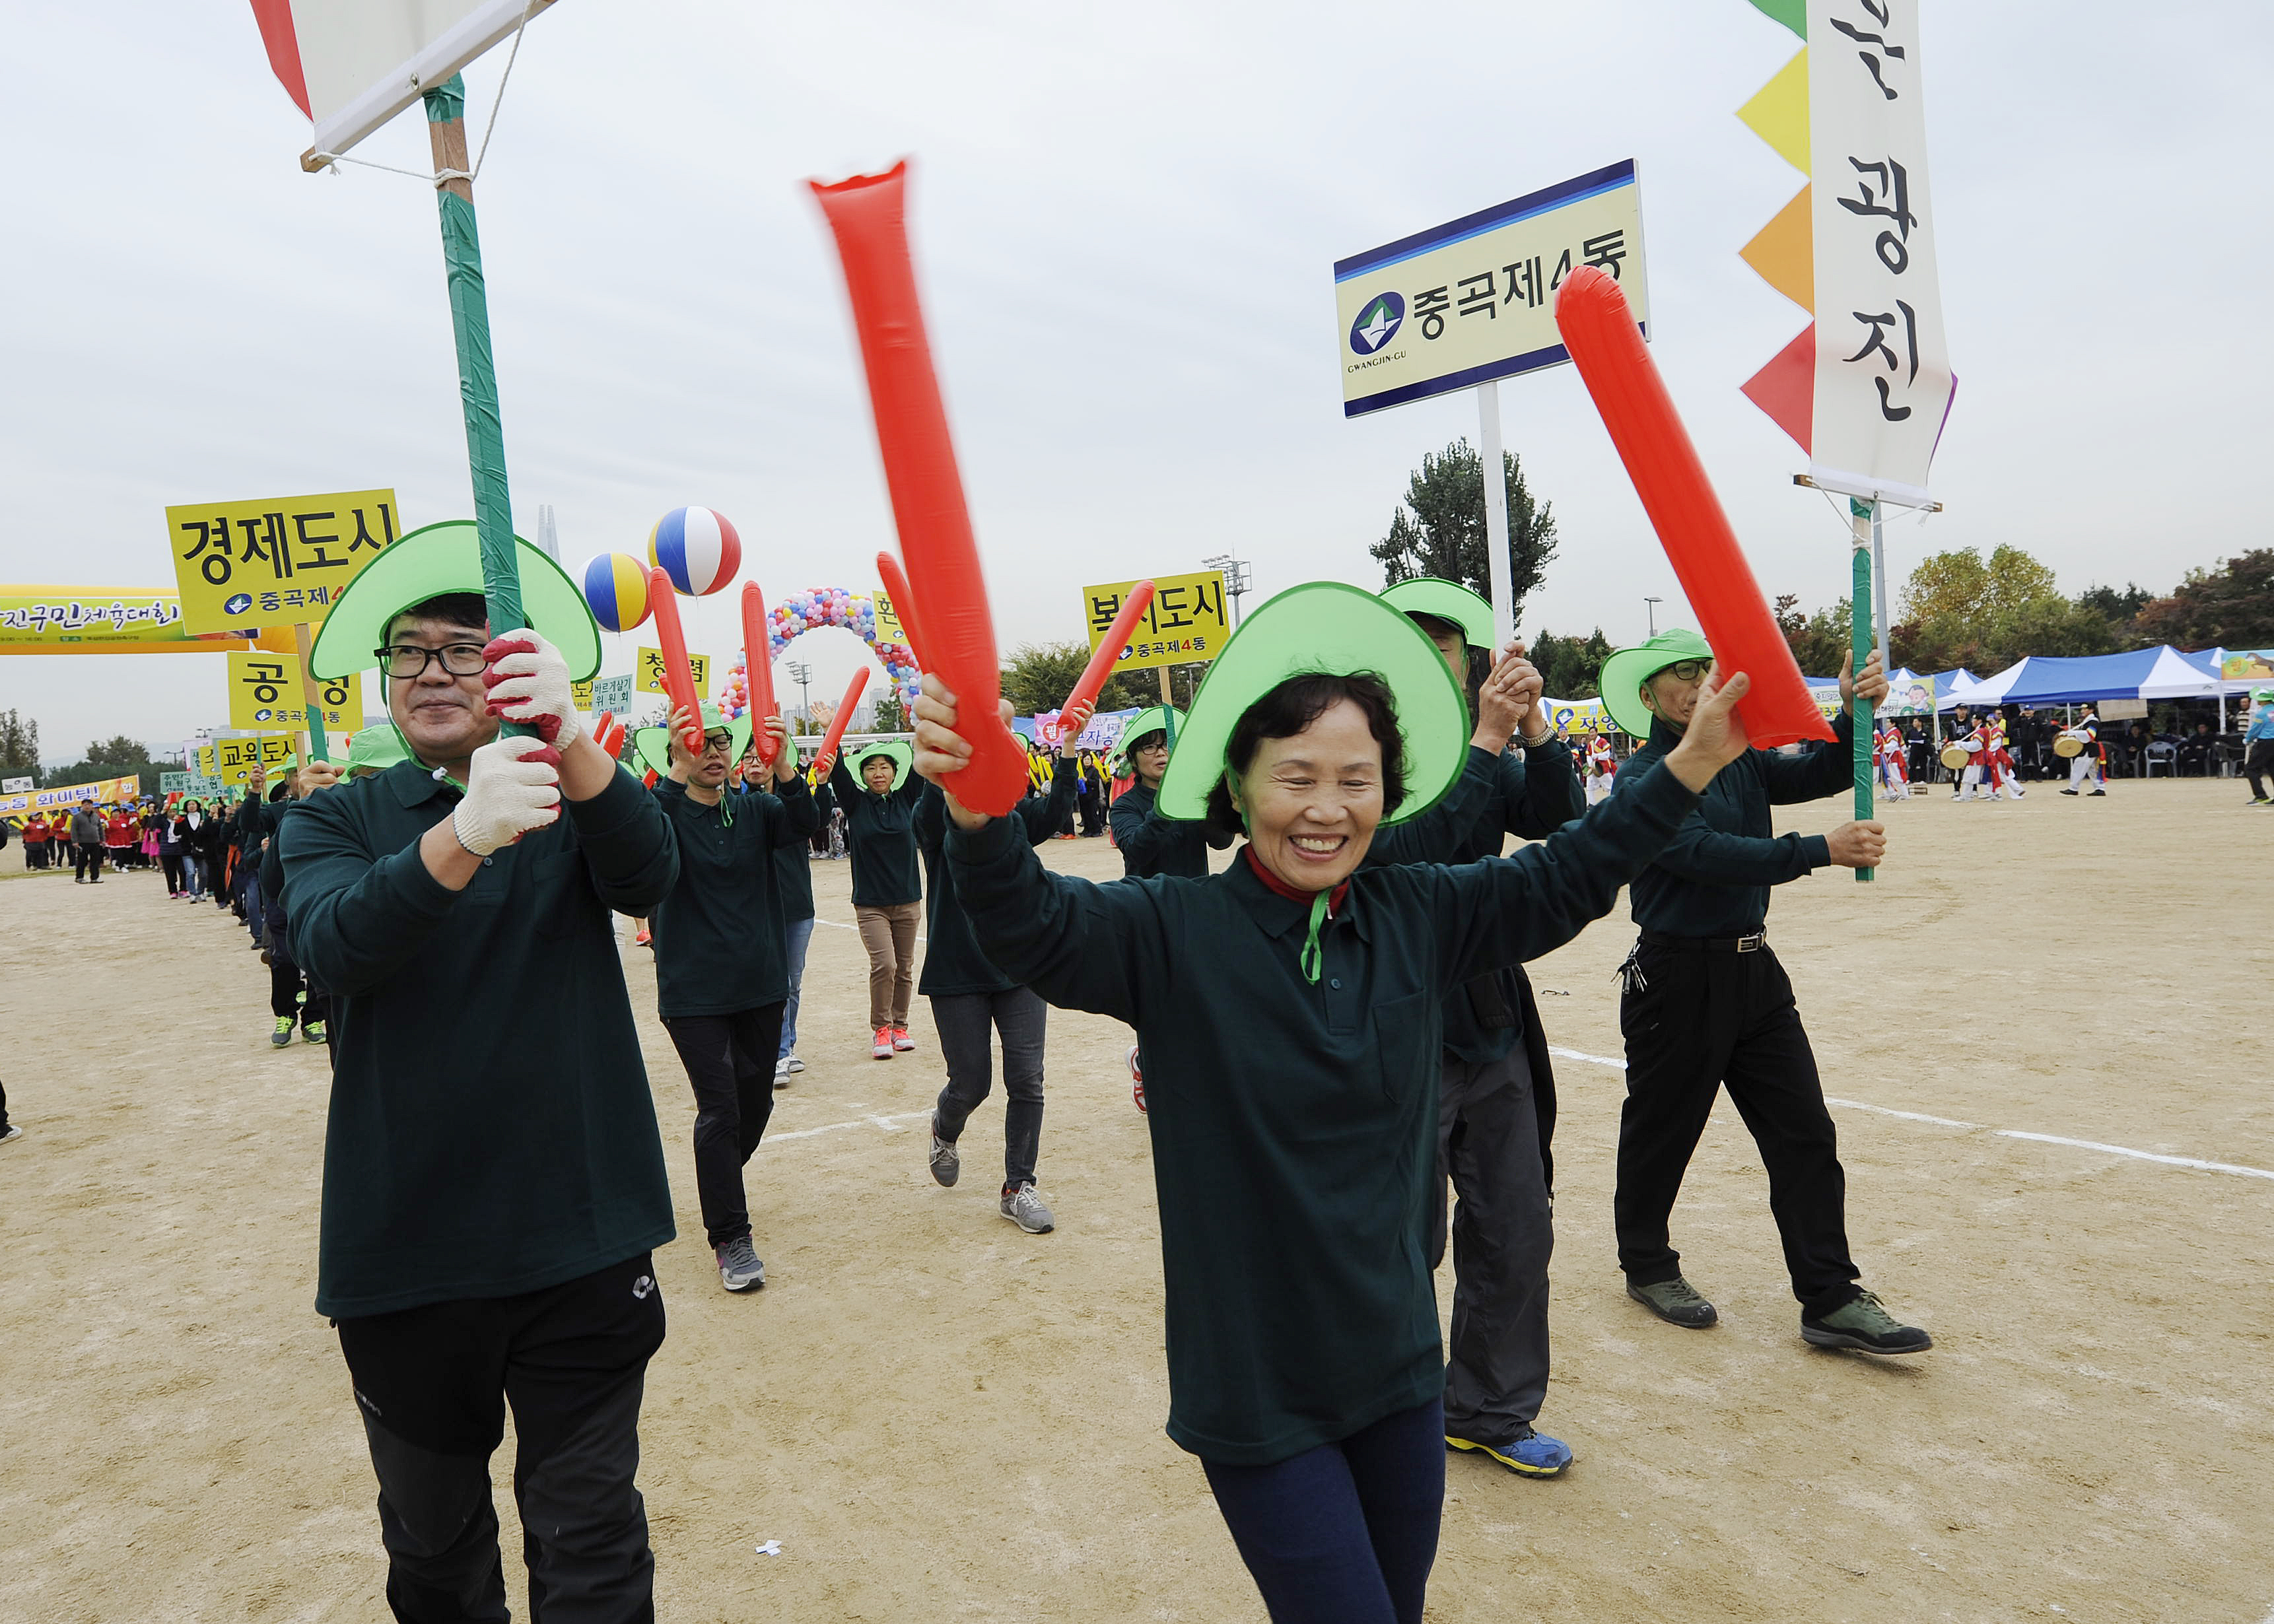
[635,646,710,696]
[200,734,300,786]
[1542,697,1614,736]
[872,590,908,652]
[1334,161,1648,417]
[1082,571,1230,674]
[226,651,362,732]
[164,489,399,637]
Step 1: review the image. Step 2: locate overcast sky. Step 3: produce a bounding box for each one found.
[6,1,2269,764]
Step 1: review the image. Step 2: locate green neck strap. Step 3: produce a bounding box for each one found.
[1299,889,1330,985]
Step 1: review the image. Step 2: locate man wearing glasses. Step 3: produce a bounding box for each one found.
[1596,630,1931,1358]
[644,701,816,1293]
[280,584,679,1622]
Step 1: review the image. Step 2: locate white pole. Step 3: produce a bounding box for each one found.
[1871,498,1890,667]
[1476,381,1515,651]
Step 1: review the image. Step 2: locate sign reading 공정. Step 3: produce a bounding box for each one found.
[164,489,399,638]
[1082,571,1230,673]
[226,650,362,733]
[1334,160,1649,417]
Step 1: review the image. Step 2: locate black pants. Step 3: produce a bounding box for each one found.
[270,949,331,1030]
[1615,939,1861,1317]
[930,986,1047,1189]
[662,1005,783,1248]
[160,853,184,891]
[2247,741,2274,799]
[1202,1398,1444,1624]
[1431,1046,1551,1442]
[74,841,104,880]
[335,1252,666,1624]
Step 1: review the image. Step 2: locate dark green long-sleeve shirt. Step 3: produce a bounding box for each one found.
[1621,709,1854,937]
[279,760,679,1318]
[1109,780,1231,879]
[913,762,1076,997]
[650,774,819,1019]
[946,760,1699,1465]
[827,758,924,906]
[1366,738,1584,1066]
[773,782,831,926]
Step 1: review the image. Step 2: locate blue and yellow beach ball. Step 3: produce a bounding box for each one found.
[648,506,742,596]
[582,551,653,633]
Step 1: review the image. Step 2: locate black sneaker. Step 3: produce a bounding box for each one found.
[1801,1289,1932,1355]
[1627,1277,1718,1328]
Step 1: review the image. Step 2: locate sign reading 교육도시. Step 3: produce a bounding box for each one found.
[1333,160,1649,417]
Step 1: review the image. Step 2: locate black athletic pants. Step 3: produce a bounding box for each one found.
[930,985,1047,1189]
[74,841,104,880]
[269,949,330,1030]
[2246,740,2274,800]
[1431,1046,1551,1443]
[335,1252,666,1624]
[661,1005,783,1248]
[1615,937,1861,1318]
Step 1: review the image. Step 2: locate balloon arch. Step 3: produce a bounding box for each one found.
[717,587,919,722]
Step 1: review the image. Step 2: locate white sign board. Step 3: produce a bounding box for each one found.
[1807,0,1954,509]
[1,776,31,794]
[1334,161,1649,417]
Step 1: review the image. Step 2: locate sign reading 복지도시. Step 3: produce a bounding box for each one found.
[1334,160,1649,418]
[165,490,398,638]
[227,651,362,732]
[635,646,710,696]
[1082,572,1230,673]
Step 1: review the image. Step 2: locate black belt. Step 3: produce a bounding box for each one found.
[1639,929,1768,954]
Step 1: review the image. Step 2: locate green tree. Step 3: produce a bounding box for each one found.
[0,710,38,785]
[1775,595,1855,679]
[85,735,149,769]
[2075,582,2155,630]
[1894,544,2122,672]
[2131,549,2274,650]
[1531,628,1613,699]
[872,693,909,733]
[1370,438,1558,623]
[998,640,1154,716]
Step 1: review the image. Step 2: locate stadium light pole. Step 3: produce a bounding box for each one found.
[1202,555,1253,624]
[1643,596,1662,637]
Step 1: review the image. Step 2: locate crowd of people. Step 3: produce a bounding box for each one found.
[21,555,2270,1624]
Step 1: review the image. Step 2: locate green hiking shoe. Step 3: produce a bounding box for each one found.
[1801,1289,1933,1355]
[270,1016,294,1048]
[1626,1277,1718,1329]
[302,1021,326,1044]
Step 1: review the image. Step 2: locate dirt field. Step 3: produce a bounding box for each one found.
[3,774,2270,1623]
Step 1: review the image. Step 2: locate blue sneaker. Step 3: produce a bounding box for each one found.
[1447,1424,1573,1478]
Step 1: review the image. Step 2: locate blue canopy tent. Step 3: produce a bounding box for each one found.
[1938,647,2220,710]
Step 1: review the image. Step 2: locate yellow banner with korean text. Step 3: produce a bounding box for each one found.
[1334,161,1649,417]
[164,489,399,638]
[0,775,142,818]
[197,735,300,786]
[1541,696,1615,737]
[635,646,710,696]
[226,651,363,732]
[1082,571,1231,674]
[872,589,909,651]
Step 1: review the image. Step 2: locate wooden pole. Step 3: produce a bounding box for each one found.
[291,622,329,762]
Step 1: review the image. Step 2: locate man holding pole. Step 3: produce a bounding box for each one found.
[1599,632,1931,1357]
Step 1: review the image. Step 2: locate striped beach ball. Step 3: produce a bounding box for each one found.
[648,506,741,596]
[582,551,653,633]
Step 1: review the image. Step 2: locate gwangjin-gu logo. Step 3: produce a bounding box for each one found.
[1349,292,1404,356]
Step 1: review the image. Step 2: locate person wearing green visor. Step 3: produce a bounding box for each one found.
[1371,577,1583,1481]
[2242,687,2274,804]
[648,702,816,1293]
[1602,628,1929,1358]
[914,697,1087,1235]
[911,581,1756,1624]
[823,738,927,1060]
[277,524,679,1619]
[1108,706,1234,880]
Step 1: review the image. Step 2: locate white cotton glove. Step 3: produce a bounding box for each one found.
[481,628,582,749]
[452,735,563,856]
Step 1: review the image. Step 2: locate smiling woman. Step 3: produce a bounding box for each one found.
[909,580,1756,1623]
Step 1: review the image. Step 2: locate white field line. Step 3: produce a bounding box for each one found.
[764,1108,932,1145]
[1544,1047,2274,1184]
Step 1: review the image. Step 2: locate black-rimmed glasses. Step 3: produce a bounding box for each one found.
[376,643,489,679]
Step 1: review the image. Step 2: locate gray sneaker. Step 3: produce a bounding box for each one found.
[1801,1289,1931,1355]
[1000,1182,1054,1234]
[1627,1277,1719,1328]
[714,1236,765,1293]
[929,1118,960,1188]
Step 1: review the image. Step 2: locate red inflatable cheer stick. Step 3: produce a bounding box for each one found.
[874,549,933,672]
[811,666,870,780]
[810,162,1029,815]
[646,565,706,753]
[1554,266,1831,747]
[1060,580,1154,727]
[740,581,780,767]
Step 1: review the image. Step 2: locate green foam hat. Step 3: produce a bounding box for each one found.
[1154,581,1467,827]
[1107,705,1183,778]
[848,739,914,793]
[308,519,602,682]
[345,726,410,774]
[632,703,750,778]
[1599,628,1715,739]
[1380,577,1494,651]
[2254,688,2274,703]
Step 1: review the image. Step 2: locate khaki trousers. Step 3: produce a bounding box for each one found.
[855,901,922,1029]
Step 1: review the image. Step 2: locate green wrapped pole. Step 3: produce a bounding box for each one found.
[1850,503,1875,883]
[423,77,525,644]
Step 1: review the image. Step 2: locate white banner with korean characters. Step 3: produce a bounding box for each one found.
[1807,0,1954,510]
